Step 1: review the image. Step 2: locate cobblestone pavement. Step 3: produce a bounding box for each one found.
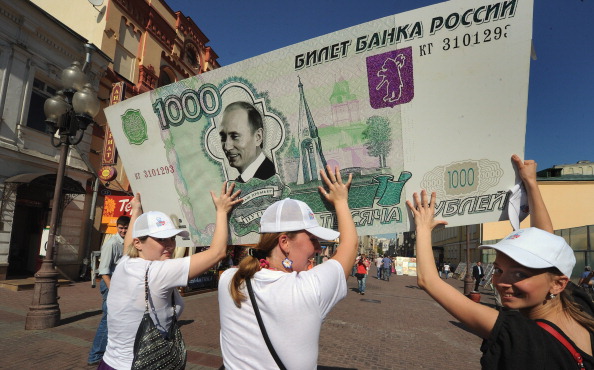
[0,267,493,369]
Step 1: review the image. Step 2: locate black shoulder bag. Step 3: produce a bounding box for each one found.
[131,265,187,370]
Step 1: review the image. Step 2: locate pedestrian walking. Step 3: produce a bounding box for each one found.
[578,266,594,299]
[443,263,450,279]
[381,254,392,281]
[218,166,358,369]
[472,261,485,291]
[375,255,383,279]
[88,215,130,366]
[408,154,594,369]
[356,254,371,294]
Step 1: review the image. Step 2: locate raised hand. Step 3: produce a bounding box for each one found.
[211,181,242,213]
[406,190,448,231]
[130,192,143,216]
[511,154,537,187]
[318,165,352,205]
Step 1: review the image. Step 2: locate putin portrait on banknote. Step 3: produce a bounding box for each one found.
[219,101,276,182]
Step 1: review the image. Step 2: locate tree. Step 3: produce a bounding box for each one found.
[362,115,392,167]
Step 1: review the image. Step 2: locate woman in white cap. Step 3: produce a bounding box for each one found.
[408,155,594,369]
[218,166,357,370]
[99,183,241,370]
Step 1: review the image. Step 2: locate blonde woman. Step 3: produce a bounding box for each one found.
[100,183,241,369]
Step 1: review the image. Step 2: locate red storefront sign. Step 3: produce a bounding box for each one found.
[101,195,133,233]
[101,126,116,165]
[110,82,125,105]
[102,82,126,166]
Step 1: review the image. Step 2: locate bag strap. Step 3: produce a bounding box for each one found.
[143,263,177,317]
[143,265,151,313]
[536,321,585,368]
[246,277,287,370]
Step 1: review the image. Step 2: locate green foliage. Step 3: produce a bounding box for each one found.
[362,116,392,167]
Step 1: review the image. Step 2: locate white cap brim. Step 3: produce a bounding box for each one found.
[306,226,340,241]
[479,242,556,270]
[149,229,189,239]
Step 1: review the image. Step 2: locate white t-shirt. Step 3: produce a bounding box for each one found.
[375,257,383,268]
[102,255,190,370]
[218,259,347,370]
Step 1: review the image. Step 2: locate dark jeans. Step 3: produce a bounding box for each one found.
[381,267,391,280]
[357,274,367,293]
[474,277,483,291]
[88,279,109,363]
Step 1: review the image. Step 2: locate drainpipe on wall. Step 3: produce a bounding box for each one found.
[71,143,100,280]
[80,176,99,279]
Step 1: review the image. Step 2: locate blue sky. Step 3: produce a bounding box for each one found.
[167,0,593,170]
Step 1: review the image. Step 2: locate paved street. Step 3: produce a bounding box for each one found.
[0,267,490,369]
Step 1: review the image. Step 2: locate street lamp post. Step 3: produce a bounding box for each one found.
[463,225,474,295]
[25,60,100,330]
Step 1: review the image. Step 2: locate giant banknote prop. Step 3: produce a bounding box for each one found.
[105,0,532,246]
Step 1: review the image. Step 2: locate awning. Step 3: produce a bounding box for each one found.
[4,173,85,195]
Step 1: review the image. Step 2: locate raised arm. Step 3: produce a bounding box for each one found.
[188,182,242,279]
[318,165,358,278]
[407,190,498,339]
[511,154,553,232]
[123,193,143,255]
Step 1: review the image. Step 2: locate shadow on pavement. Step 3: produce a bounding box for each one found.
[178,319,194,327]
[59,309,102,325]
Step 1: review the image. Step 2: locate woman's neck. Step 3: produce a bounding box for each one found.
[265,256,290,272]
[521,296,562,321]
[266,248,292,273]
[525,299,592,356]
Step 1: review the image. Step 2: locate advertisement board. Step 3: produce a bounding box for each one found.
[105,0,533,246]
[101,195,133,234]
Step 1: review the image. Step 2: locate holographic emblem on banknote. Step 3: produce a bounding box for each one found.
[367,47,414,109]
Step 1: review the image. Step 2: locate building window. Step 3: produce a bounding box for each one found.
[157,68,174,87]
[570,226,588,250]
[26,78,57,133]
[114,18,140,81]
[184,44,200,69]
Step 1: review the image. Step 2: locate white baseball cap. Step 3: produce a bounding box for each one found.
[132,211,190,239]
[259,198,339,241]
[479,227,575,277]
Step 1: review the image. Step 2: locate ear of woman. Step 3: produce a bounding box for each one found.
[550,274,569,295]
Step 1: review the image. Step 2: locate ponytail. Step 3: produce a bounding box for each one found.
[545,268,594,331]
[560,289,594,331]
[230,255,261,307]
